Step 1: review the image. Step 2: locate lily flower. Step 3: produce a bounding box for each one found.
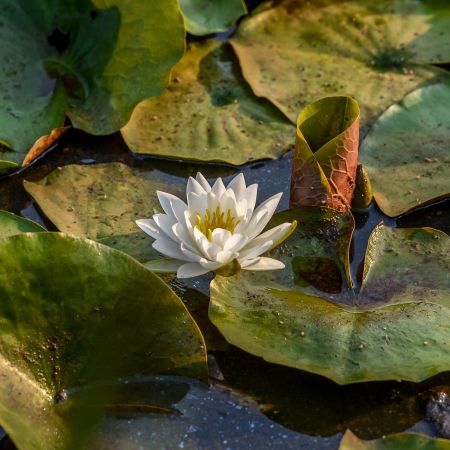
[136,173,296,278]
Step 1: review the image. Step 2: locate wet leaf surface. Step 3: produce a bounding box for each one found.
[121,40,294,165]
[339,430,450,449]
[209,221,450,384]
[230,0,450,127]
[0,210,45,236]
[0,233,206,449]
[290,96,360,211]
[360,82,450,217]
[0,0,185,155]
[179,0,247,35]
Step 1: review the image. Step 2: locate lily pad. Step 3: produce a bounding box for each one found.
[23,162,185,262]
[360,82,450,217]
[230,0,450,126]
[209,210,450,384]
[121,40,294,165]
[290,96,360,211]
[0,210,45,237]
[0,0,185,156]
[339,430,450,450]
[179,0,247,35]
[0,232,206,449]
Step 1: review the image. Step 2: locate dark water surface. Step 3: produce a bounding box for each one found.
[0,130,448,449]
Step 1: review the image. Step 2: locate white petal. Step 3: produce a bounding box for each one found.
[215,250,237,264]
[177,262,211,278]
[238,239,273,260]
[227,173,246,200]
[180,243,204,262]
[196,172,211,192]
[172,222,197,250]
[211,228,232,248]
[193,227,220,260]
[152,238,186,261]
[219,189,238,217]
[187,176,207,196]
[241,257,285,271]
[244,222,292,250]
[223,233,249,252]
[198,259,224,270]
[206,191,219,213]
[153,214,178,242]
[157,191,187,220]
[246,192,282,239]
[211,178,226,199]
[187,192,207,216]
[136,219,160,240]
[244,184,258,216]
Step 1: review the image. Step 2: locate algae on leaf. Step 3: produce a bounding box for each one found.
[231,0,450,126]
[179,0,247,35]
[360,82,450,217]
[121,40,294,165]
[0,0,185,158]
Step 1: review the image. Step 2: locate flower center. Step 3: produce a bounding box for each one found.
[195,207,239,240]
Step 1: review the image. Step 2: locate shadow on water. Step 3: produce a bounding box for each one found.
[0,129,448,449]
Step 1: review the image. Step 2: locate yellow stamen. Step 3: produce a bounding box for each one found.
[195,207,239,240]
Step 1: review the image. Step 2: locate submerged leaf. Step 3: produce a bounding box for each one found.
[0,233,206,449]
[360,82,450,217]
[230,0,450,126]
[0,0,185,156]
[179,0,247,35]
[23,163,186,262]
[0,210,46,236]
[121,41,294,165]
[209,211,450,383]
[339,430,450,450]
[290,96,360,211]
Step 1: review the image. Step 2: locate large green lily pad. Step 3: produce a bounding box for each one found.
[209,210,450,384]
[230,0,450,126]
[179,0,247,35]
[0,0,185,157]
[121,40,294,165]
[0,232,206,449]
[24,162,185,262]
[360,82,450,217]
[340,430,450,450]
[0,210,45,236]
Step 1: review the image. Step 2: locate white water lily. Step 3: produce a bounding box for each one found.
[136,173,295,278]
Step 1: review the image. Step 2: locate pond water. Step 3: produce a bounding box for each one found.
[0,130,448,449]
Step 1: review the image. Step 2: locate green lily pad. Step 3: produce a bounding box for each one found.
[179,0,247,35]
[339,430,450,450]
[230,0,450,126]
[23,162,185,262]
[0,0,185,156]
[0,210,45,237]
[0,160,19,175]
[0,232,206,449]
[121,40,294,165]
[291,96,360,211]
[360,82,450,217]
[209,210,450,384]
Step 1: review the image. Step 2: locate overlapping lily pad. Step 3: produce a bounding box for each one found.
[0,0,185,157]
[0,232,206,449]
[339,430,450,450]
[179,0,247,35]
[24,162,186,262]
[230,0,450,126]
[0,210,45,237]
[360,82,450,217]
[209,209,450,384]
[121,40,294,165]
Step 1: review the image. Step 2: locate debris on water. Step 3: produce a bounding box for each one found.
[54,389,68,404]
[426,392,450,438]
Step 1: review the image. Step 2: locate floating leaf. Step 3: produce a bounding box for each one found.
[179,0,247,35]
[24,162,185,262]
[209,215,450,383]
[0,210,45,237]
[0,160,19,176]
[0,232,206,449]
[360,82,450,217]
[121,40,294,165]
[339,430,450,450]
[230,0,449,126]
[0,0,185,155]
[290,96,360,211]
